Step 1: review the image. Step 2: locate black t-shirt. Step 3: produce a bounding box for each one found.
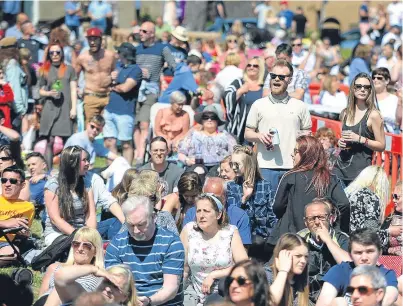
[17,38,46,64]
[293,14,307,36]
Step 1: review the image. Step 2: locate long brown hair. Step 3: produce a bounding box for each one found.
[111,168,139,204]
[40,42,67,79]
[232,145,263,189]
[285,136,330,197]
[271,233,309,306]
[342,73,378,125]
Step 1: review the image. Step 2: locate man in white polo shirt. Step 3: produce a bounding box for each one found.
[244,59,311,193]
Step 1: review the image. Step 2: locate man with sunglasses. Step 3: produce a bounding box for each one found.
[316,228,398,306]
[0,166,34,261]
[291,37,308,68]
[65,115,118,166]
[134,21,177,165]
[262,43,308,101]
[298,200,351,303]
[245,59,311,193]
[76,27,116,125]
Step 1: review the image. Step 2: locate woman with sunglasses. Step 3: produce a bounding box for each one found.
[345,165,389,235]
[54,264,137,306]
[334,73,386,186]
[39,41,77,169]
[226,145,276,261]
[43,146,96,247]
[219,35,247,70]
[267,136,350,247]
[224,259,270,306]
[181,193,248,306]
[372,68,399,134]
[266,233,309,306]
[225,57,265,144]
[35,227,104,306]
[379,181,402,256]
[178,105,237,170]
[0,145,30,201]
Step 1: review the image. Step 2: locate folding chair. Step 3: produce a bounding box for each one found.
[0,227,28,267]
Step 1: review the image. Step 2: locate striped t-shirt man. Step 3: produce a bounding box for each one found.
[105,226,185,306]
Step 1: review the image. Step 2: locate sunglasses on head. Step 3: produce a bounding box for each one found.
[372,76,385,81]
[393,193,401,200]
[292,43,302,47]
[71,240,94,251]
[346,286,378,296]
[270,73,291,81]
[0,156,13,161]
[202,113,218,121]
[227,276,250,287]
[354,84,372,91]
[247,64,259,69]
[1,177,20,185]
[50,51,61,56]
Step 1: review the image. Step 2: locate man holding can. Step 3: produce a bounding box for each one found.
[244,59,311,193]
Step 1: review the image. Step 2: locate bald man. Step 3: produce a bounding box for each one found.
[17,21,46,64]
[134,21,177,165]
[183,177,252,245]
[5,13,29,39]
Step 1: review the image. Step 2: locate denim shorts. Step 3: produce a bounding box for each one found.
[0,242,9,249]
[103,109,135,141]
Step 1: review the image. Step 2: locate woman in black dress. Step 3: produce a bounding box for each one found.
[39,42,77,168]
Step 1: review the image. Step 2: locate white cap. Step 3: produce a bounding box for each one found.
[188,49,203,60]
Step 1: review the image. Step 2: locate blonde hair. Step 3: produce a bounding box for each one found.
[345,165,390,222]
[107,265,138,306]
[65,227,104,269]
[224,52,241,67]
[112,168,139,204]
[321,75,338,95]
[129,170,160,204]
[232,145,262,189]
[243,56,265,85]
[19,48,31,61]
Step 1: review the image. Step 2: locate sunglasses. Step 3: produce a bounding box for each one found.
[1,177,20,185]
[292,43,302,47]
[90,124,101,132]
[372,76,385,81]
[304,214,329,224]
[246,64,259,69]
[229,161,240,171]
[140,29,148,34]
[49,51,61,56]
[71,240,94,251]
[227,39,237,43]
[346,286,378,296]
[0,156,13,161]
[293,148,299,155]
[202,114,219,121]
[270,73,291,81]
[354,84,372,91]
[393,193,401,200]
[227,276,250,287]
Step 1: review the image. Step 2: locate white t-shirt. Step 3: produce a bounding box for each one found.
[292,50,308,68]
[378,94,398,133]
[387,2,403,26]
[245,96,312,169]
[215,66,244,91]
[376,56,397,72]
[320,91,348,113]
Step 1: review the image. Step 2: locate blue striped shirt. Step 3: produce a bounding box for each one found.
[105,227,185,306]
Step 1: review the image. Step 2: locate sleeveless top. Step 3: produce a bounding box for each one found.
[186,222,236,305]
[44,263,102,297]
[334,110,375,181]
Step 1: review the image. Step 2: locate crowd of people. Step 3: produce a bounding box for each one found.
[0,1,402,306]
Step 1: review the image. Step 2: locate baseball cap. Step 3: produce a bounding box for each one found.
[86,27,102,38]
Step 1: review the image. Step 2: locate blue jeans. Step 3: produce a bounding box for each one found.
[97,218,122,241]
[260,168,288,194]
[206,17,225,32]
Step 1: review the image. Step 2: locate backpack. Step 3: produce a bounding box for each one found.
[31,230,77,272]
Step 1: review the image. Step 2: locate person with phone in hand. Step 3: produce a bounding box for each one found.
[0,166,34,264]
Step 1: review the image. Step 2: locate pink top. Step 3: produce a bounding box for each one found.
[155,107,190,143]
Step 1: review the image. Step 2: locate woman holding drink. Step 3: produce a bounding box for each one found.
[333,73,385,186]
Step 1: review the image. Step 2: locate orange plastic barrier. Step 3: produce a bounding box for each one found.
[311,115,402,191]
[309,83,321,103]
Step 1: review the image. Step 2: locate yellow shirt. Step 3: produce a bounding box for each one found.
[0,196,35,242]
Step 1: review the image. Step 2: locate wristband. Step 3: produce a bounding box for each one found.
[278,270,289,273]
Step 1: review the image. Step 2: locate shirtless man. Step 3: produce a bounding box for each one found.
[76,27,116,124]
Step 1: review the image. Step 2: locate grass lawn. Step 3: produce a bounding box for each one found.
[0,266,42,300]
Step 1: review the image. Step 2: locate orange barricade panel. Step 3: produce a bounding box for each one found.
[339,84,350,96]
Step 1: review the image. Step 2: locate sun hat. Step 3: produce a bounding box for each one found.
[171,26,189,42]
[194,104,225,126]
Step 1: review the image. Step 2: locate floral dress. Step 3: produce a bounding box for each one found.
[186,222,235,305]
